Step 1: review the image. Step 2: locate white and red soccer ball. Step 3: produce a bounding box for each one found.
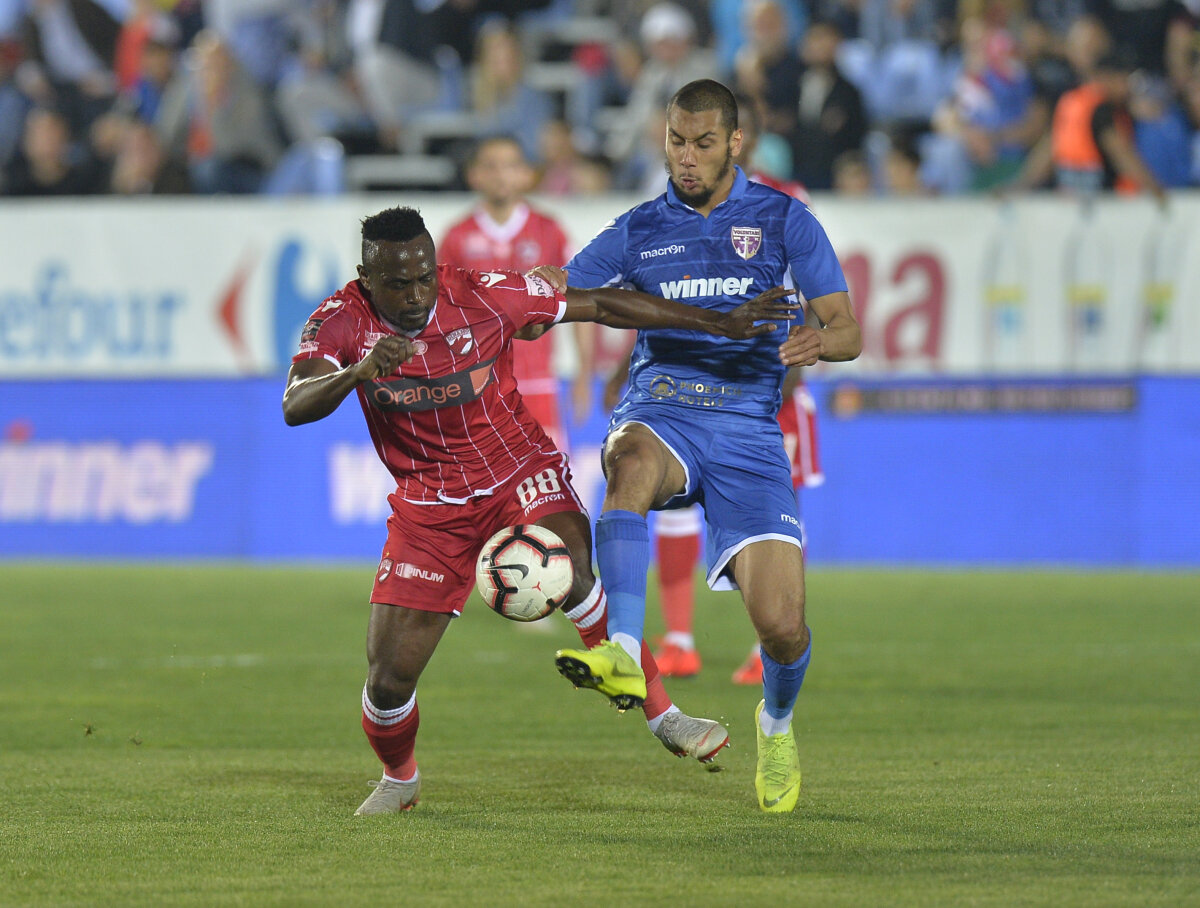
[475,524,573,621]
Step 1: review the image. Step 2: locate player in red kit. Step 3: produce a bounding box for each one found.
[440,136,592,450]
[282,206,802,815]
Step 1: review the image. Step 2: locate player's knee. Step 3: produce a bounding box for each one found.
[756,601,808,661]
[365,664,417,710]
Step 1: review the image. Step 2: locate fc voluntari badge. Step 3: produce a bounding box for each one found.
[731,227,762,260]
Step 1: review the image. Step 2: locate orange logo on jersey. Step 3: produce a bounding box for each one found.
[368,357,496,412]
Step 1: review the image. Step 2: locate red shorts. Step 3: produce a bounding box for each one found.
[371,450,585,615]
[777,384,823,489]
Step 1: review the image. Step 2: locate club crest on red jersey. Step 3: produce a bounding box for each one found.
[731,226,762,260]
[446,327,474,355]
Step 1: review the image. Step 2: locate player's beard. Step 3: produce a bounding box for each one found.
[667,148,733,209]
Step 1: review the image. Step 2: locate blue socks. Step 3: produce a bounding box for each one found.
[595,510,650,648]
[761,631,812,720]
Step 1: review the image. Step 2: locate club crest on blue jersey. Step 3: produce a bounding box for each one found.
[731,226,762,260]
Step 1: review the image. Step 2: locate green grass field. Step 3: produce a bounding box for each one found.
[2,565,1198,907]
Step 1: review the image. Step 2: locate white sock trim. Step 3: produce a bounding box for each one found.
[646,704,679,734]
[759,708,793,737]
[664,631,695,650]
[611,632,641,662]
[563,578,606,629]
[383,770,419,784]
[362,687,415,727]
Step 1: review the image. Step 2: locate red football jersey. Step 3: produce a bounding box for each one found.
[292,266,567,504]
[439,204,572,395]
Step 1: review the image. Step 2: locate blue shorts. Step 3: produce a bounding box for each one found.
[607,402,803,592]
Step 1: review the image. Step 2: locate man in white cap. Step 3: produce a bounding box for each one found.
[607,2,716,191]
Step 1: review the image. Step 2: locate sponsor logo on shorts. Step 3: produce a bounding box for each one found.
[397,562,445,583]
[640,244,686,260]
[780,513,800,527]
[522,492,566,515]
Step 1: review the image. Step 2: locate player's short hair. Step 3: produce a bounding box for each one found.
[361,207,429,246]
[668,79,738,135]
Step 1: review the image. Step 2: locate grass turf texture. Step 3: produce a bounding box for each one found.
[1,566,1198,907]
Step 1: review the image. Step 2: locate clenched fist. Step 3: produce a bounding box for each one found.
[355,335,416,381]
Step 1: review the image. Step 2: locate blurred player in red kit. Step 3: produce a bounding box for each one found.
[440,136,592,450]
[283,206,804,814]
[618,96,824,685]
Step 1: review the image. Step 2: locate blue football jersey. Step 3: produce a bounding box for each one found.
[568,167,847,419]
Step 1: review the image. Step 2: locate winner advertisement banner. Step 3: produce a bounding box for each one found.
[1,377,1197,566]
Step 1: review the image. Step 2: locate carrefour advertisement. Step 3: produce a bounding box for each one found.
[1,195,1198,378]
[2,377,1197,565]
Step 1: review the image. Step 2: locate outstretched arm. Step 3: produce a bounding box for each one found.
[282,336,415,425]
[563,284,799,338]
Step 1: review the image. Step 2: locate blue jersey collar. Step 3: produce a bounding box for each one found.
[664,166,749,212]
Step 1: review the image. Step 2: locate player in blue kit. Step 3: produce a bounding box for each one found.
[553,79,862,812]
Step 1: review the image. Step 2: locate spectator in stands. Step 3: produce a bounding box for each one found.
[1129,70,1192,188]
[717,0,807,79]
[108,118,189,193]
[156,30,283,194]
[782,19,869,191]
[202,0,296,89]
[120,15,179,125]
[1012,49,1166,201]
[350,0,447,151]
[273,0,373,146]
[737,90,804,194]
[468,20,552,163]
[832,147,874,193]
[1028,0,1088,40]
[0,36,29,172]
[606,2,715,190]
[15,0,121,135]
[1063,14,1110,85]
[733,0,803,129]
[1018,18,1076,117]
[3,105,105,195]
[857,0,950,51]
[1183,72,1200,185]
[113,0,174,95]
[535,117,613,195]
[930,20,1040,191]
[1082,0,1194,91]
[882,132,929,193]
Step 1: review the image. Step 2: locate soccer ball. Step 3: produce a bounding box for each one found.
[476,524,574,622]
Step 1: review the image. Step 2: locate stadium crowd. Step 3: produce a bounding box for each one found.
[1,0,1197,198]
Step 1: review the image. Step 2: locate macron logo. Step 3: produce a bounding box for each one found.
[658,276,754,300]
[640,244,686,260]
